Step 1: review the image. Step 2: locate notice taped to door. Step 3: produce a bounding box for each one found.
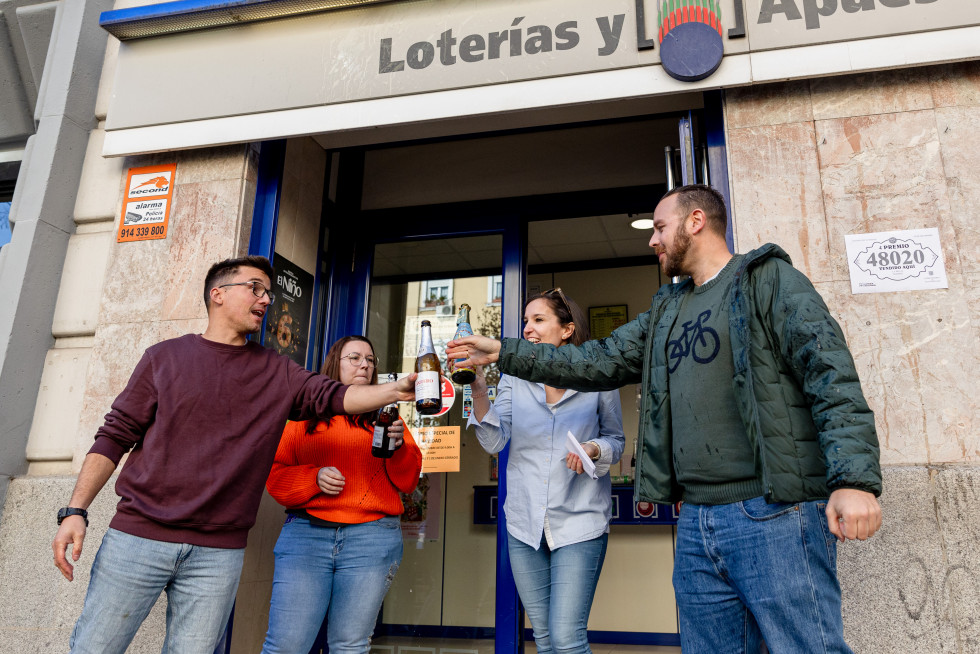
[117,164,176,243]
[416,426,460,473]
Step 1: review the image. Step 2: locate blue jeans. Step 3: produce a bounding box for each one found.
[261,515,403,654]
[673,497,852,654]
[69,528,245,654]
[507,532,607,654]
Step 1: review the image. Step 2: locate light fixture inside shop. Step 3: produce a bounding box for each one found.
[101,0,400,41]
[630,217,654,230]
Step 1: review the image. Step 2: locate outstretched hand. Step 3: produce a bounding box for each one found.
[394,373,418,403]
[826,488,882,542]
[445,336,502,370]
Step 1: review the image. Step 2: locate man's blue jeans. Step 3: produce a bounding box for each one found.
[261,515,403,654]
[69,528,245,654]
[507,532,607,654]
[673,497,853,654]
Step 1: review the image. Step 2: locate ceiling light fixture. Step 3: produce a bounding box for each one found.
[630,218,654,230]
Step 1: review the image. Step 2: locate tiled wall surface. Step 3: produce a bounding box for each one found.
[726,62,980,653]
[726,62,980,467]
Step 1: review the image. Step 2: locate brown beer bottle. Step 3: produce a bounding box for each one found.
[372,373,399,458]
[415,320,442,415]
[450,303,476,385]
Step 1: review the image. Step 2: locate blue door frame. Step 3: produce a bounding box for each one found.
[243,95,732,653]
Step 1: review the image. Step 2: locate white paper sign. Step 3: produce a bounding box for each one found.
[844,229,948,294]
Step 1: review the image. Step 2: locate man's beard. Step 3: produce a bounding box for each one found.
[661,226,692,277]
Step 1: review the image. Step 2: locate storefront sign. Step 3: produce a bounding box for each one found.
[264,255,314,365]
[417,426,461,473]
[116,164,175,243]
[103,0,980,152]
[428,377,457,418]
[844,228,949,294]
[747,0,979,50]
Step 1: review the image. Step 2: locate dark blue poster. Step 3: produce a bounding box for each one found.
[265,254,314,367]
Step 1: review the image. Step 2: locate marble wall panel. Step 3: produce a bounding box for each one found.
[175,144,250,185]
[934,467,980,652]
[0,477,167,653]
[725,80,813,129]
[73,318,208,466]
[98,224,173,325]
[930,60,980,109]
[816,110,959,282]
[810,68,934,121]
[726,122,833,282]
[817,278,980,466]
[161,179,248,321]
[936,105,980,276]
[839,467,957,653]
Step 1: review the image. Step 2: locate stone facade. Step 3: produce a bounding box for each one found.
[726,61,980,652]
[1,42,978,654]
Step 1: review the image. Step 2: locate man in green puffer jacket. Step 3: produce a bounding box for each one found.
[448,184,881,653]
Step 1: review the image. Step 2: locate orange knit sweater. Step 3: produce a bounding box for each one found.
[266,416,422,524]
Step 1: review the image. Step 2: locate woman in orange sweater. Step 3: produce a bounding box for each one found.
[261,336,422,654]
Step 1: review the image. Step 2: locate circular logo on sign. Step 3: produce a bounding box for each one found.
[431,377,456,418]
[659,0,724,82]
[635,501,656,518]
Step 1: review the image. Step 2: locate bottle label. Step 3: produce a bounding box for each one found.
[372,425,386,448]
[415,371,440,399]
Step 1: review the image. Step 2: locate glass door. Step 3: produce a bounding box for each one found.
[368,235,503,654]
[319,217,525,654]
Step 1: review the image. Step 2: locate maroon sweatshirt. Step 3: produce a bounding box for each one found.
[90,334,348,548]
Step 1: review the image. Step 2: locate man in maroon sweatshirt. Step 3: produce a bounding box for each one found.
[52,255,416,654]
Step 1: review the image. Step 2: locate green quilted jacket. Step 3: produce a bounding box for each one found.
[498,244,882,504]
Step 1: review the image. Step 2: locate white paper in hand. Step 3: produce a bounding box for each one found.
[565,431,598,480]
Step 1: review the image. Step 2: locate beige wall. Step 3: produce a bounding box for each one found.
[726,62,980,468]
[725,61,980,652]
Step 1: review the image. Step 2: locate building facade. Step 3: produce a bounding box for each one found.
[1,0,978,652]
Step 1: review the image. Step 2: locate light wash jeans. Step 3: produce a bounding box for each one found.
[507,532,608,654]
[673,496,853,654]
[261,515,403,654]
[69,528,245,654]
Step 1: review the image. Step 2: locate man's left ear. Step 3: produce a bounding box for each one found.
[688,208,708,235]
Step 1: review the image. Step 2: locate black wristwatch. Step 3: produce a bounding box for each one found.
[57,507,89,527]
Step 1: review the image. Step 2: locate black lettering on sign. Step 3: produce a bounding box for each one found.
[379,17,582,74]
[758,0,941,30]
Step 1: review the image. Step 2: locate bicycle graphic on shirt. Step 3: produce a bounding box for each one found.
[667,309,721,373]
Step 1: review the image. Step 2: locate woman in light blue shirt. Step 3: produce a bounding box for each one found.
[466,288,624,654]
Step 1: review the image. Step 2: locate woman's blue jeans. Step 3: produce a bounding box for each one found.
[507,532,608,654]
[261,515,403,654]
[673,497,853,654]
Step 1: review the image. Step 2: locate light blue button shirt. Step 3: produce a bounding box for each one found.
[468,374,625,550]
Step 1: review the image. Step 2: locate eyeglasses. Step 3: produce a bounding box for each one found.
[544,287,572,317]
[341,353,377,368]
[218,281,276,303]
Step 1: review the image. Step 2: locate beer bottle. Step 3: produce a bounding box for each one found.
[372,373,400,458]
[450,303,476,385]
[415,320,442,415]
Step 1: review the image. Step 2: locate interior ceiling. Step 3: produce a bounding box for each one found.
[372,212,656,279]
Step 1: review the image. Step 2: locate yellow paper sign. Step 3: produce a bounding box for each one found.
[416,426,460,473]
